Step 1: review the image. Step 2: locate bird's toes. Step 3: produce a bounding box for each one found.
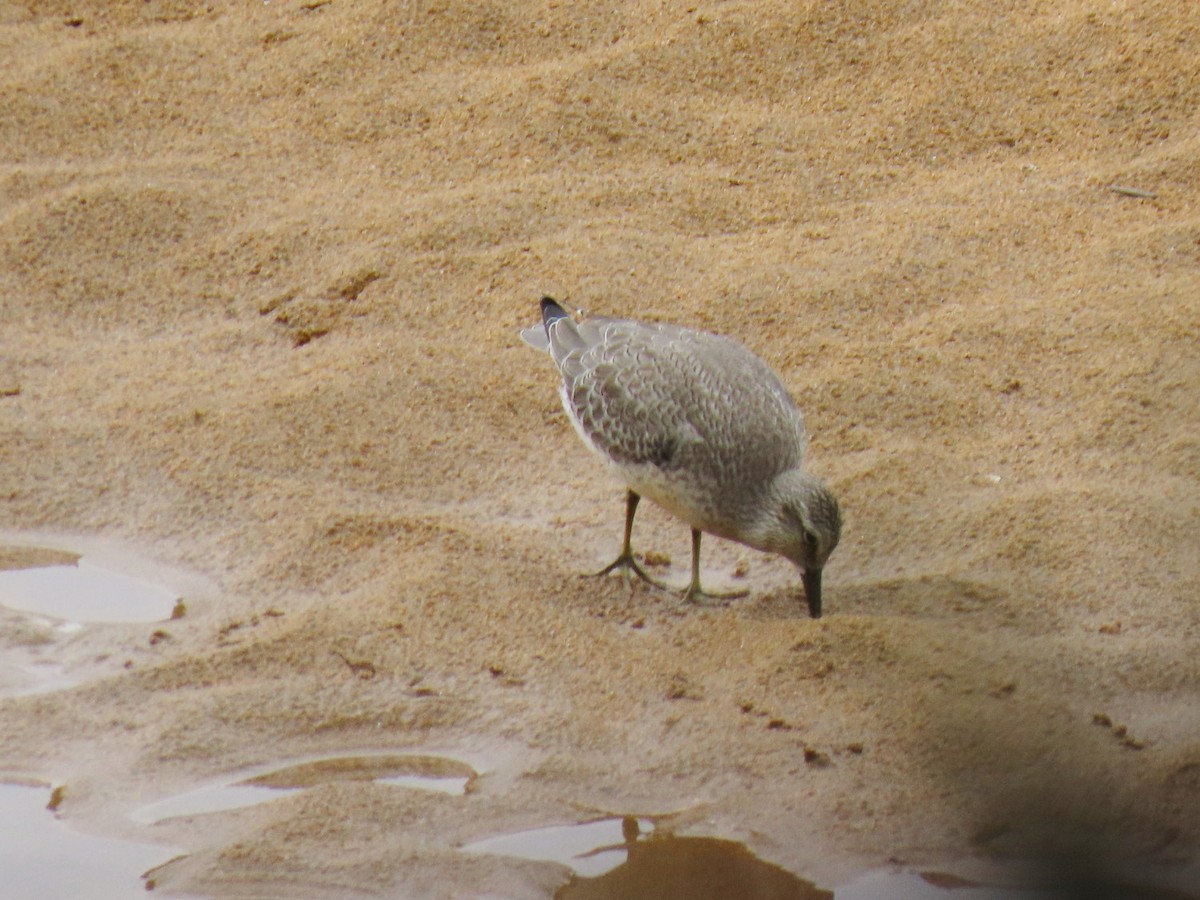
[590,553,673,592]
[681,584,749,607]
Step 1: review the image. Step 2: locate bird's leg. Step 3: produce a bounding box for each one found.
[592,491,670,590]
[682,528,749,605]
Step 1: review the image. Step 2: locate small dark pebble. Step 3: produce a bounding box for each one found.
[803,747,832,767]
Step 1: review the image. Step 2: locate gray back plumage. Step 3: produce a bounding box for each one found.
[525,301,808,515]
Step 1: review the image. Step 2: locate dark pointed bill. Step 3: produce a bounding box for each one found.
[801,568,822,619]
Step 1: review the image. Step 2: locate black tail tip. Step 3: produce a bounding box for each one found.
[540,296,569,325]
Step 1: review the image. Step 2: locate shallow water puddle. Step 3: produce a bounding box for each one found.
[462,816,833,896]
[462,816,657,878]
[0,783,180,900]
[0,546,180,624]
[132,753,476,824]
[464,818,1199,899]
[0,542,185,697]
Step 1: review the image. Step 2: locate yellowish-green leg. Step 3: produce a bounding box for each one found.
[682,528,749,605]
[593,491,671,591]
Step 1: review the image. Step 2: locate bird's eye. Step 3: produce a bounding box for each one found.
[804,529,819,560]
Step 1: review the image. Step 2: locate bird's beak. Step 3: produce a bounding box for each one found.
[801,568,822,619]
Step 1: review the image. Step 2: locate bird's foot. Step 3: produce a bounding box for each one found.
[591,550,672,592]
[681,582,750,607]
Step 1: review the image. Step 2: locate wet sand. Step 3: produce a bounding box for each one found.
[1,1,1198,896]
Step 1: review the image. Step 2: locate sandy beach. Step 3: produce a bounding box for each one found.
[1,0,1198,896]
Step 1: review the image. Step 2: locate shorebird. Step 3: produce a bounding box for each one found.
[521,297,841,618]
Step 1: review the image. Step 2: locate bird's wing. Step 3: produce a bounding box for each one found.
[562,319,707,471]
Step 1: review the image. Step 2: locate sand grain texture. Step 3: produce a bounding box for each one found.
[1,0,1198,896]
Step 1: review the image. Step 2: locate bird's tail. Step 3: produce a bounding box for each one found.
[539,296,571,328]
[519,296,582,355]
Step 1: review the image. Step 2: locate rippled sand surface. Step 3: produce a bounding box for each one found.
[1,2,1197,896]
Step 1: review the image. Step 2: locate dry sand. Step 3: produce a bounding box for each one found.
[1,0,1198,896]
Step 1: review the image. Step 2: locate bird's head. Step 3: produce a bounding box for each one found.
[769,470,842,619]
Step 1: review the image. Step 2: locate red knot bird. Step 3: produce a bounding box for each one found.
[522,297,841,618]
